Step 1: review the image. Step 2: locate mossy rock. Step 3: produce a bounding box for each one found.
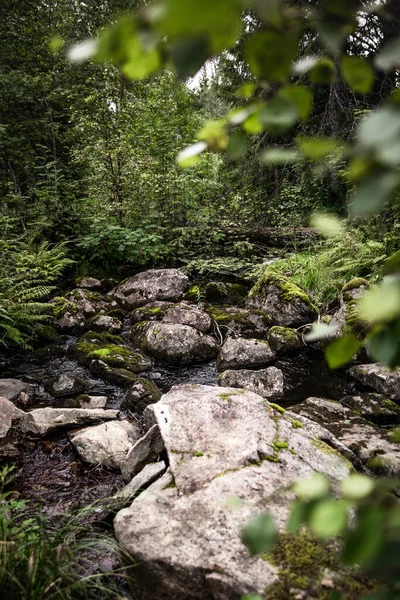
[131,301,175,324]
[263,531,379,599]
[341,278,369,294]
[248,272,318,328]
[51,296,80,317]
[32,344,65,362]
[206,305,271,339]
[69,330,152,373]
[204,281,248,306]
[121,377,162,412]
[89,361,141,387]
[267,326,301,354]
[184,284,204,302]
[35,324,61,345]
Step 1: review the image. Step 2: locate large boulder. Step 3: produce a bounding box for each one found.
[0,397,24,438]
[14,407,118,437]
[69,420,140,469]
[114,385,352,600]
[76,277,102,291]
[206,306,271,339]
[134,322,218,365]
[217,337,275,371]
[348,363,400,402]
[0,379,30,402]
[162,303,212,333]
[247,272,317,328]
[121,424,165,482]
[203,281,248,305]
[113,269,189,310]
[218,367,284,399]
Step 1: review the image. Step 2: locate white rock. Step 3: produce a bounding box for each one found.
[15,407,118,437]
[121,424,165,482]
[116,461,166,501]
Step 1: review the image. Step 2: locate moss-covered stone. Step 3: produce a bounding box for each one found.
[205,281,248,305]
[51,296,80,317]
[263,531,379,600]
[121,377,162,412]
[267,326,301,354]
[250,271,316,309]
[207,305,271,339]
[35,324,61,344]
[341,278,369,294]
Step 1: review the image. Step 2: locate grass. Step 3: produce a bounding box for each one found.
[0,465,134,600]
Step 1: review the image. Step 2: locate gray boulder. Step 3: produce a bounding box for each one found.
[206,306,271,339]
[341,393,400,425]
[69,420,140,469]
[217,337,275,371]
[116,461,167,502]
[121,424,165,482]
[247,272,317,327]
[15,407,118,437]
[218,367,284,399]
[113,269,189,310]
[121,378,162,413]
[131,301,175,323]
[267,326,302,354]
[91,315,122,334]
[44,374,89,398]
[162,303,212,333]
[114,384,352,600]
[0,397,24,438]
[76,277,102,290]
[0,379,30,402]
[137,322,218,365]
[76,395,108,409]
[348,363,400,401]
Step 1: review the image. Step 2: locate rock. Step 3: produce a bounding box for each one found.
[143,404,157,430]
[341,393,400,425]
[89,362,142,387]
[44,374,89,398]
[113,269,189,309]
[133,468,173,504]
[52,289,114,332]
[121,425,165,482]
[204,281,248,305]
[54,312,85,333]
[247,272,318,328]
[121,379,162,413]
[69,420,140,469]
[90,315,122,334]
[116,461,166,502]
[35,325,60,345]
[290,397,351,425]
[76,277,102,290]
[114,385,352,600]
[135,322,218,365]
[76,395,108,409]
[70,330,152,373]
[217,337,275,371]
[15,407,118,437]
[131,301,175,323]
[206,306,271,339]
[66,288,111,317]
[218,367,284,399]
[0,397,24,438]
[267,326,302,354]
[162,303,212,333]
[0,379,30,402]
[340,278,369,303]
[349,363,400,401]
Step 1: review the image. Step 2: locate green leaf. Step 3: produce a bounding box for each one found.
[309,499,348,538]
[278,85,313,120]
[243,113,264,134]
[261,148,300,165]
[170,37,209,79]
[325,335,360,369]
[358,107,400,150]
[310,213,344,238]
[297,137,340,160]
[177,141,207,167]
[359,279,400,323]
[343,505,385,565]
[310,58,335,84]
[340,475,375,500]
[329,591,345,600]
[242,513,278,556]
[375,37,400,71]
[287,502,306,533]
[242,595,262,600]
[350,170,400,216]
[259,98,298,134]
[368,326,400,367]
[235,83,257,99]
[227,130,248,161]
[341,56,374,95]
[292,473,330,500]
[245,29,299,83]
[68,39,97,62]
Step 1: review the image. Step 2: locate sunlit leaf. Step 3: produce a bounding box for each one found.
[261,148,300,165]
[242,513,278,556]
[358,279,400,323]
[341,56,374,95]
[350,170,400,216]
[245,29,299,82]
[292,473,330,500]
[340,475,375,500]
[293,55,319,75]
[304,322,339,342]
[243,113,264,134]
[310,213,344,238]
[309,499,348,538]
[310,58,335,84]
[325,335,360,369]
[297,137,340,160]
[358,107,400,150]
[68,39,97,62]
[49,35,63,53]
[177,141,207,167]
[235,83,257,99]
[375,36,400,71]
[279,85,313,120]
[259,97,298,134]
[197,119,228,150]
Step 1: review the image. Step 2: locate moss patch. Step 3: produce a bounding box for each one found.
[250,271,316,311]
[263,531,379,600]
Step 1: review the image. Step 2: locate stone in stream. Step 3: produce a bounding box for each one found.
[121,378,162,413]
[44,374,89,398]
[14,407,118,437]
[76,394,108,409]
[217,337,275,371]
[0,397,24,438]
[341,393,400,425]
[121,424,165,482]
[247,272,318,328]
[131,301,175,323]
[291,397,400,476]
[218,366,284,399]
[116,461,166,502]
[114,384,353,600]
[133,322,218,365]
[113,269,189,309]
[69,420,140,470]
[206,306,271,339]
[90,314,122,334]
[162,302,212,333]
[266,325,302,354]
[0,378,30,402]
[348,363,400,402]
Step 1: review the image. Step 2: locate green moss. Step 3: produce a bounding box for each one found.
[194,451,204,457]
[341,278,369,294]
[274,441,288,450]
[52,297,79,317]
[268,326,299,345]
[184,284,201,301]
[291,420,303,429]
[81,330,124,345]
[250,271,317,311]
[35,324,60,344]
[217,391,244,402]
[263,531,378,600]
[389,428,400,443]
[311,439,352,468]
[269,402,286,415]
